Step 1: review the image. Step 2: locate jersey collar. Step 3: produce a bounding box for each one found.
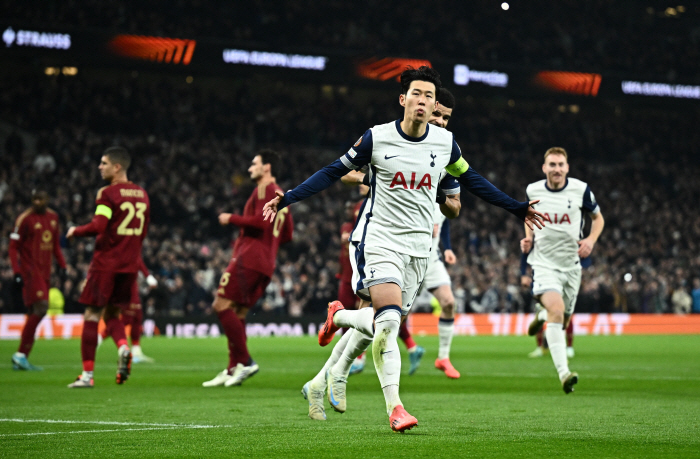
[545,178,569,192]
[395,119,429,142]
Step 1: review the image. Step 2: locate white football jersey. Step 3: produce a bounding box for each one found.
[343,120,461,257]
[526,178,599,271]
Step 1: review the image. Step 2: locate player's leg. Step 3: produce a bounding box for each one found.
[13,274,49,371]
[327,325,373,413]
[349,299,370,375]
[104,303,133,385]
[13,299,48,371]
[432,284,460,379]
[302,327,357,420]
[204,295,240,386]
[68,306,101,388]
[399,320,424,376]
[529,328,545,358]
[565,314,575,358]
[225,304,260,386]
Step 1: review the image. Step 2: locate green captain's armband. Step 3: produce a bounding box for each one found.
[446,157,469,177]
[95,204,113,219]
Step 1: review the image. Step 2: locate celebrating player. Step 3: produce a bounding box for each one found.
[264,66,545,431]
[202,150,293,388]
[520,147,604,393]
[66,147,150,387]
[9,188,67,371]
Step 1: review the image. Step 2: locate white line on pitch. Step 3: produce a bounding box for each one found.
[0,419,229,428]
[0,427,185,437]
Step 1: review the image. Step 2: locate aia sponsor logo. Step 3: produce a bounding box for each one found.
[542,213,571,224]
[389,172,432,190]
[108,35,197,65]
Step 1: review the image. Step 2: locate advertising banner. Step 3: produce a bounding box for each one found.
[1,313,698,340]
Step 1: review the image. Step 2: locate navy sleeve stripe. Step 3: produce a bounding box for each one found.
[582,185,599,213]
[449,135,462,164]
[344,129,373,169]
[440,220,452,251]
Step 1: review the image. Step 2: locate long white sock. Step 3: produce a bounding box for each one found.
[373,307,402,414]
[331,330,372,377]
[382,384,402,416]
[437,318,454,360]
[311,328,353,387]
[333,307,374,336]
[545,322,569,380]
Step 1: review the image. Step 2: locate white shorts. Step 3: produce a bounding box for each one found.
[532,266,581,315]
[350,242,429,316]
[422,251,451,291]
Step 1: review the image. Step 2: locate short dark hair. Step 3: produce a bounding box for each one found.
[400,66,442,95]
[438,88,456,109]
[104,146,131,171]
[257,149,281,177]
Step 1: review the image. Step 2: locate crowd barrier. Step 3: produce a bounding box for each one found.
[1,313,699,339]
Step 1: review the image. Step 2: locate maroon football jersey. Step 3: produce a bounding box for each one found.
[10,208,66,279]
[232,182,293,277]
[90,182,150,273]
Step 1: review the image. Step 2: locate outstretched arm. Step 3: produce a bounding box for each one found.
[68,213,109,238]
[447,157,544,231]
[263,159,351,222]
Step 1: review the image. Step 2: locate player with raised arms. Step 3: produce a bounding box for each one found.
[66,146,150,387]
[520,147,604,393]
[263,66,545,431]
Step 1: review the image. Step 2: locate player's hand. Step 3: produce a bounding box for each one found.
[66,227,76,239]
[520,275,532,289]
[523,200,545,231]
[262,190,285,222]
[443,249,456,265]
[218,213,232,226]
[520,236,533,254]
[13,273,23,289]
[578,237,595,258]
[146,274,158,289]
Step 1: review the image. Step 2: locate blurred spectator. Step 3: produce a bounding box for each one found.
[671,283,692,315]
[692,279,700,314]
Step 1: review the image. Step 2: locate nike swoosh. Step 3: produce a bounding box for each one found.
[384,155,399,160]
[329,384,339,406]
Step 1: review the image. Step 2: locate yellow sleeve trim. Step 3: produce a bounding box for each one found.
[446,157,469,177]
[95,204,113,219]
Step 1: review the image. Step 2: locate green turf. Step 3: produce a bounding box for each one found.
[1,334,699,458]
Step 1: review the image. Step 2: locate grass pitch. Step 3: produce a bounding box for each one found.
[1,334,699,458]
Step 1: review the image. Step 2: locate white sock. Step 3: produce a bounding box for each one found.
[373,308,402,411]
[382,384,402,416]
[331,330,372,378]
[81,371,93,380]
[311,328,353,387]
[132,345,142,354]
[333,307,374,336]
[537,309,548,322]
[437,318,454,360]
[545,322,569,380]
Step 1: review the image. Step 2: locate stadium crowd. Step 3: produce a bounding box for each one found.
[1,71,699,318]
[3,0,700,80]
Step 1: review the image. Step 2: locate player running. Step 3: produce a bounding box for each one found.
[202,150,293,388]
[66,147,150,387]
[9,188,67,371]
[520,147,604,393]
[264,66,545,431]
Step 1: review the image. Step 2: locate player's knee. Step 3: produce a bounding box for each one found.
[84,307,101,322]
[441,301,455,317]
[548,309,565,324]
[32,301,49,317]
[212,296,232,313]
[234,305,249,320]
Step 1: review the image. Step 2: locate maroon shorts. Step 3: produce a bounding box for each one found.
[22,272,49,306]
[217,260,270,308]
[79,271,138,308]
[338,279,358,310]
